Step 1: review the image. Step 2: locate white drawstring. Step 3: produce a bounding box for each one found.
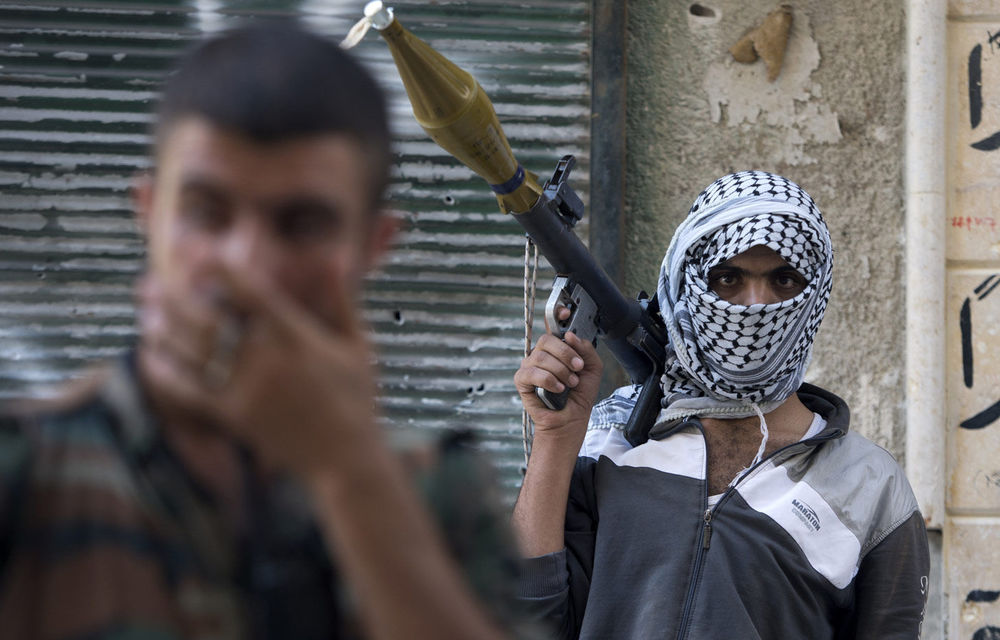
[749,402,769,468]
[730,402,769,488]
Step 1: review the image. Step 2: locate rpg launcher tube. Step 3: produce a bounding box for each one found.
[368,3,667,391]
[366,1,542,213]
[513,168,663,386]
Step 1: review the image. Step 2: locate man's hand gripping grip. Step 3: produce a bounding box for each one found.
[536,276,599,411]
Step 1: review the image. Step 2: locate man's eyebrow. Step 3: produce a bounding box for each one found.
[772,265,805,276]
[707,263,804,276]
[708,263,746,272]
[178,176,228,199]
[267,195,342,217]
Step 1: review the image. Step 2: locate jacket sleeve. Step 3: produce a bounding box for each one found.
[418,430,554,639]
[517,455,599,640]
[839,510,930,640]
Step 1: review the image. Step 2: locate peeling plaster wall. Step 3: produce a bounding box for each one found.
[625,0,907,460]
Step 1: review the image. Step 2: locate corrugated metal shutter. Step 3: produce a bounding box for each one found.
[0,0,591,499]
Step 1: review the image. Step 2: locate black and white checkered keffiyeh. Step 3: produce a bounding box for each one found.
[590,171,833,442]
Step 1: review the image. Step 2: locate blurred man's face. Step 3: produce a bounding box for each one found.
[136,117,389,325]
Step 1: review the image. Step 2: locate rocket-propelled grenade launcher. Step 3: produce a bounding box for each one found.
[363,2,667,445]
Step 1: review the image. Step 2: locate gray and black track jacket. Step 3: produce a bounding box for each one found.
[518,384,929,639]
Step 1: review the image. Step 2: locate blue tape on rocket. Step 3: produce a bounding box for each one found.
[490,164,526,195]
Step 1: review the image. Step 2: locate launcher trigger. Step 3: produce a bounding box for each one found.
[536,277,599,411]
[544,276,599,344]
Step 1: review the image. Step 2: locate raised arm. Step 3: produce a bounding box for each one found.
[511,330,603,558]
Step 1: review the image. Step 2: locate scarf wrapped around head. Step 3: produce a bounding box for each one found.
[589,170,833,435]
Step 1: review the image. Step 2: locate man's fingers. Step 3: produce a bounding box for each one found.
[564,330,600,370]
[523,349,579,389]
[149,318,205,373]
[140,277,230,358]
[515,364,567,395]
[513,367,570,419]
[216,264,362,344]
[140,294,202,367]
[215,267,306,337]
[140,339,223,419]
[533,333,585,372]
[561,331,603,412]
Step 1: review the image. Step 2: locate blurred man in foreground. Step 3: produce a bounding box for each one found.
[0,21,521,640]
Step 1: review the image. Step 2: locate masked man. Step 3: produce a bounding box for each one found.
[513,171,929,639]
[0,21,523,640]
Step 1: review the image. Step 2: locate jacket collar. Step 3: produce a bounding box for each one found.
[795,382,850,439]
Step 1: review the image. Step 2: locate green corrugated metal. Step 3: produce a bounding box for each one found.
[0,0,591,498]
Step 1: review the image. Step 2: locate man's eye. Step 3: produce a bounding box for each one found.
[180,198,227,230]
[774,271,806,290]
[707,269,740,297]
[278,213,332,240]
[709,271,738,287]
[274,204,341,241]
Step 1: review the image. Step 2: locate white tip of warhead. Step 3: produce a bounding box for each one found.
[364,1,394,29]
[341,2,394,49]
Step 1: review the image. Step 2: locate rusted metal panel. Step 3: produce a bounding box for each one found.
[0,0,591,497]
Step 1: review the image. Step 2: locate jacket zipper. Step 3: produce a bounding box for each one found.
[674,428,844,640]
[675,505,718,640]
[674,422,716,640]
[702,508,713,550]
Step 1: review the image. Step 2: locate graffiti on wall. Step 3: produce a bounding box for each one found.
[955,38,1000,246]
[970,39,1000,151]
[968,590,1000,640]
[950,25,1000,640]
[959,274,1000,430]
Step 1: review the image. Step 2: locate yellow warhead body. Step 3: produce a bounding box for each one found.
[366,2,543,213]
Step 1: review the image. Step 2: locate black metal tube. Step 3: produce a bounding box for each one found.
[513,204,654,383]
[624,369,664,446]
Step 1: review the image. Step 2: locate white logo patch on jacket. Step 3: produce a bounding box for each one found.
[738,461,861,589]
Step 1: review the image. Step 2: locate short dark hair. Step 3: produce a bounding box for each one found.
[157,20,392,208]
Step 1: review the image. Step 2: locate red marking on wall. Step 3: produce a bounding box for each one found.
[951,216,998,231]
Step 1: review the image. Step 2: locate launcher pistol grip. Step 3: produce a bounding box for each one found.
[536,276,599,411]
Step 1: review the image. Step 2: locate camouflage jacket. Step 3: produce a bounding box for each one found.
[0,354,531,639]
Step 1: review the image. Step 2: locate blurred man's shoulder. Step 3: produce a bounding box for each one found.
[0,362,137,502]
[4,363,113,418]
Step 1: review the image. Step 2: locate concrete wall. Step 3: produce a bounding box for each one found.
[622,1,954,636]
[624,0,908,457]
[945,3,1000,638]
[623,1,1000,637]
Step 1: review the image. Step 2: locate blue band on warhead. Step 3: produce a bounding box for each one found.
[490,165,526,195]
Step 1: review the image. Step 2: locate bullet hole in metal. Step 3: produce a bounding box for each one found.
[393,310,403,324]
[443,194,456,205]
[690,3,716,18]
